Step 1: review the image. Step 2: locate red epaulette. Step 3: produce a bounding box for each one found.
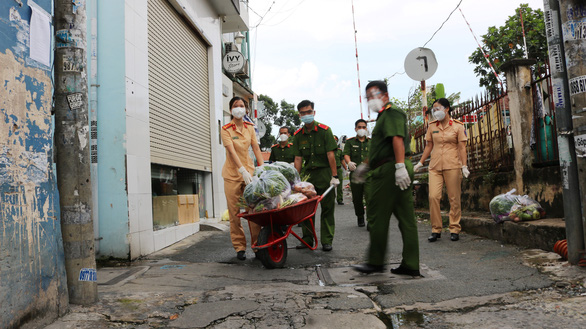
[294,127,303,135]
[287,143,293,148]
[271,144,279,148]
[317,123,329,130]
[222,123,235,130]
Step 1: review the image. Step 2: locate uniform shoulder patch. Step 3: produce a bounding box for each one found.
[347,137,355,140]
[244,121,254,126]
[287,143,293,147]
[222,123,234,130]
[294,127,303,135]
[428,120,438,125]
[453,119,464,125]
[317,123,329,130]
[271,144,279,148]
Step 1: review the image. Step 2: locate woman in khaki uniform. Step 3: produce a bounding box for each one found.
[414,98,470,242]
[221,96,264,260]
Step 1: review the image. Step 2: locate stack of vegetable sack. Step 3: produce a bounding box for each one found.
[489,189,546,223]
[243,162,317,213]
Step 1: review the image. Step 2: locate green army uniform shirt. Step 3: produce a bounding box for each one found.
[293,121,338,169]
[269,142,295,163]
[343,137,370,164]
[368,102,410,169]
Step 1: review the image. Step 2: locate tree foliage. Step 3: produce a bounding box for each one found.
[257,95,301,150]
[469,4,547,92]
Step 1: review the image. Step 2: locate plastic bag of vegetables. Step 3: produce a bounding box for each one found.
[254,162,300,185]
[509,203,546,222]
[243,170,291,210]
[489,189,518,223]
[292,181,317,198]
[279,193,308,209]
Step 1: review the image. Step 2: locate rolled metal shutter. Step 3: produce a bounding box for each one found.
[147,0,212,171]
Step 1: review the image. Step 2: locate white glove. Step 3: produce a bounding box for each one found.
[352,164,370,184]
[462,165,470,178]
[347,161,357,171]
[395,163,411,190]
[330,176,340,186]
[413,162,423,172]
[238,166,253,185]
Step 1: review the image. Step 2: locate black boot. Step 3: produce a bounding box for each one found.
[428,232,441,242]
[357,216,365,227]
[352,263,385,274]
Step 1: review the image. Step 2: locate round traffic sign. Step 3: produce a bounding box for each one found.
[404,47,438,81]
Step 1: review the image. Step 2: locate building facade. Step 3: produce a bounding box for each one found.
[0,1,68,327]
[89,0,254,259]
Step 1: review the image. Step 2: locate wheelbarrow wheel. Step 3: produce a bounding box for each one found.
[257,226,288,269]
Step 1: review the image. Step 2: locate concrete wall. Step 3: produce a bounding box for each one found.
[90,0,230,259]
[414,166,565,219]
[0,1,68,328]
[90,0,130,258]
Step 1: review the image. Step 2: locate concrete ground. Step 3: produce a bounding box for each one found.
[44,186,586,328]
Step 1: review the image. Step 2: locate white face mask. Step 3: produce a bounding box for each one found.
[432,107,446,121]
[368,98,384,113]
[356,129,367,137]
[279,134,289,142]
[231,107,246,119]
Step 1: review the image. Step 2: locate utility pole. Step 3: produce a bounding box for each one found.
[543,0,584,264]
[54,0,98,304]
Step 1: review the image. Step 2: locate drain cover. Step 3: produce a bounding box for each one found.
[314,264,444,286]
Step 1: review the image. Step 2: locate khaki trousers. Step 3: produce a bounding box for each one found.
[224,179,261,252]
[429,169,462,234]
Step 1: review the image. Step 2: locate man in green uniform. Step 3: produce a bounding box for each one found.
[352,80,421,276]
[293,100,340,251]
[343,119,370,227]
[269,126,295,163]
[334,135,347,205]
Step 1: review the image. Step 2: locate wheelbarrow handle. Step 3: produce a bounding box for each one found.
[319,184,336,201]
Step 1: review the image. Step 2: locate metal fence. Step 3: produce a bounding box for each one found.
[411,62,560,173]
[411,92,513,173]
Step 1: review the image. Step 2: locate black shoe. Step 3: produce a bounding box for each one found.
[390,265,421,277]
[428,233,441,242]
[357,217,365,227]
[296,243,309,249]
[366,224,370,231]
[337,201,344,205]
[450,233,460,241]
[236,250,246,260]
[322,244,332,252]
[352,263,385,274]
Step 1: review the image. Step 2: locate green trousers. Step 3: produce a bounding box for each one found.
[349,173,368,219]
[365,160,419,270]
[301,167,335,246]
[336,167,344,203]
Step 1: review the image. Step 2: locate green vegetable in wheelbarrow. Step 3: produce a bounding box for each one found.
[243,170,291,209]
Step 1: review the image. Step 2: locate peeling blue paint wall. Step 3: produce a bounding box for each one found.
[0,1,68,328]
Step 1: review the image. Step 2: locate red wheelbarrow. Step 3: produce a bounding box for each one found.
[237,185,334,269]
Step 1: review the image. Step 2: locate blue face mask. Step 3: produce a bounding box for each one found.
[300,114,314,124]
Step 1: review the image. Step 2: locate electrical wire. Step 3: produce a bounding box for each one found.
[262,0,309,27]
[422,0,463,48]
[253,1,276,28]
